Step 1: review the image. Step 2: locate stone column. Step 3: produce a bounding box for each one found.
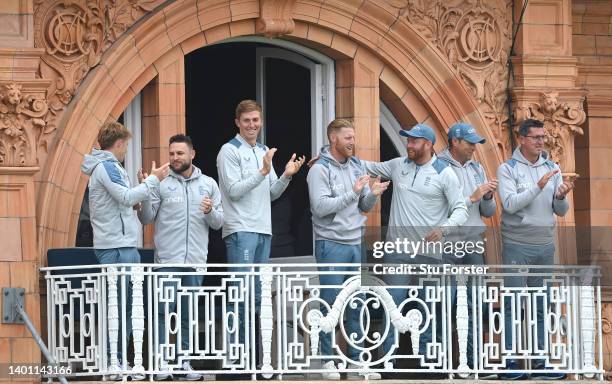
[0,0,44,374]
[336,47,383,227]
[141,46,185,247]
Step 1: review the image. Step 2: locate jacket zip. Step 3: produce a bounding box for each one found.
[119,213,125,235]
[411,165,421,187]
[252,147,260,168]
[185,180,190,261]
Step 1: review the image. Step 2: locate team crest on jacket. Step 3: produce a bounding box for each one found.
[199,186,206,195]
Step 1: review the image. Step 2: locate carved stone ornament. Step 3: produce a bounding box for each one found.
[32,0,163,137]
[514,91,586,175]
[388,0,511,153]
[256,0,297,38]
[0,82,50,166]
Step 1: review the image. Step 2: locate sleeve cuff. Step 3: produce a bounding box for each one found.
[464,196,473,208]
[146,174,161,186]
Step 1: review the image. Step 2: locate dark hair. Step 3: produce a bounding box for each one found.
[97,121,131,150]
[518,119,544,137]
[169,134,193,149]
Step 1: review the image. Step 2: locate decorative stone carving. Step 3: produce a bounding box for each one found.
[256,0,296,38]
[0,82,50,166]
[27,0,163,159]
[514,91,586,176]
[35,0,163,107]
[388,0,512,154]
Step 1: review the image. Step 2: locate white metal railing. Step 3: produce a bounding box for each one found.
[41,263,604,380]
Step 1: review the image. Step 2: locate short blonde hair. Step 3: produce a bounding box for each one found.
[97,121,131,150]
[235,99,262,119]
[326,118,354,140]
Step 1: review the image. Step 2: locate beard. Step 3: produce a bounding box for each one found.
[335,144,353,159]
[171,161,191,174]
[407,149,421,160]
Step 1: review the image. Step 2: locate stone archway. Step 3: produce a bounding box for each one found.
[36,0,504,263]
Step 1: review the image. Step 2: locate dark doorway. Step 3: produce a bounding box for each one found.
[185,43,313,262]
[380,126,400,229]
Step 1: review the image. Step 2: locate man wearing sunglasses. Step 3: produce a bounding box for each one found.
[497,118,574,380]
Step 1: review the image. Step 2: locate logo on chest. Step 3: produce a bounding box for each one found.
[517,182,532,192]
[164,196,183,204]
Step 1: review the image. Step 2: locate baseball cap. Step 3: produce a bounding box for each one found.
[399,123,436,145]
[448,122,486,144]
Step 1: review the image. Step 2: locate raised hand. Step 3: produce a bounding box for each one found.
[483,179,498,199]
[307,155,320,168]
[150,161,170,181]
[137,168,148,183]
[353,175,370,194]
[537,169,559,189]
[370,176,390,196]
[260,148,277,176]
[283,153,306,177]
[425,227,444,242]
[555,180,574,199]
[470,184,492,203]
[200,196,213,214]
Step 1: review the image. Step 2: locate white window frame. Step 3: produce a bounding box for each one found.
[217,36,335,155]
[380,101,407,157]
[123,92,143,247]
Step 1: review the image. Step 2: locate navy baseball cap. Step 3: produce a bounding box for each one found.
[448,122,486,144]
[399,123,436,145]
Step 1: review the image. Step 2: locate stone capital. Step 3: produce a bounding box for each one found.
[0,80,52,167]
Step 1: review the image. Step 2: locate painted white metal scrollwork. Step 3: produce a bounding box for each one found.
[106,266,120,374]
[260,265,274,377]
[456,274,469,376]
[580,269,597,378]
[131,266,145,375]
[40,264,603,380]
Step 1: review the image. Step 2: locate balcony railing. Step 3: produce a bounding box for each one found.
[41,263,604,380]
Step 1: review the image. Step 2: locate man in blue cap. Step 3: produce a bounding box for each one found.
[438,122,497,378]
[360,123,469,376]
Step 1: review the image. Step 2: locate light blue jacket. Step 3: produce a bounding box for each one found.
[138,166,223,264]
[216,134,291,238]
[81,149,159,249]
[438,148,496,243]
[363,154,469,259]
[307,147,378,245]
[497,147,569,245]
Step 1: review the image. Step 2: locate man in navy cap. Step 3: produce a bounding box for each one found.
[360,123,469,374]
[438,122,497,378]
